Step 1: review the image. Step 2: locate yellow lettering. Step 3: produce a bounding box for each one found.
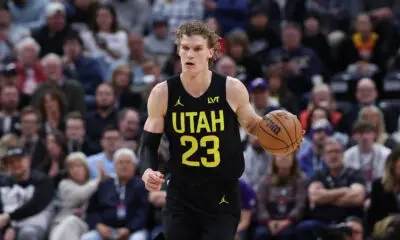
[172,112,185,133]
[211,110,224,132]
[196,111,211,133]
[185,112,197,133]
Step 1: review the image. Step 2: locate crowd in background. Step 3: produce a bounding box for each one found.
[2,0,400,240]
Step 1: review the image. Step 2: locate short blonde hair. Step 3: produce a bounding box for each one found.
[65,152,90,181]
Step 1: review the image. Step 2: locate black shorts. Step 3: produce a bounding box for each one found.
[162,178,241,240]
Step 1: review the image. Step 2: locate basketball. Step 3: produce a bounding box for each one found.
[256,110,303,155]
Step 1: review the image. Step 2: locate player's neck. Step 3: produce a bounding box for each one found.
[180,69,212,97]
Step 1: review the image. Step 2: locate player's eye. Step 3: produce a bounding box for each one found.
[194,47,202,51]
[182,46,189,50]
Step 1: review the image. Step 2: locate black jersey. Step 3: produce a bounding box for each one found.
[164,72,244,185]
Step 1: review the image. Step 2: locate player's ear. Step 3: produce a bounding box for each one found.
[209,48,214,59]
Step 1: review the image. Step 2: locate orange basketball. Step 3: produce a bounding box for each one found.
[256,110,303,155]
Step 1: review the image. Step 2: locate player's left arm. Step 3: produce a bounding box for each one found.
[226,76,262,137]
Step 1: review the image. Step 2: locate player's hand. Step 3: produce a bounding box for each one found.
[297,130,306,150]
[142,169,165,192]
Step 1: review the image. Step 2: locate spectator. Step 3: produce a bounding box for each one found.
[7,0,47,31]
[0,7,16,65]
[0,147,54,240]
[344,120,391,193]
[304,106,333,136]
[49,152,104,240]
[18,106,46,161]
[87,126,121,179]
[367,148,400,235]
[85,83,118,144]
[265,65,299,116]
[32,53,86,114]
[298,119,331,179]
[300,83,342,131]
[118,108,141,151]
[344,216,364,240]
[0,63,31,109]
[0,85,21,136]
[337,78,379,134]
[246,7,281,59]
[296,137,366,240]
[37,88,67,136]
[63,0,98,32]
[236,179,257,239]
[266,23,323,97]
[336,14,383,76]
[102,0,150,34]
[32,2,77,57]
[215,56,237,78]
[82,148,148,240]
[14,38,46,95]
[241,135,272,191]
[32,129,68,188]
[302,15,331,74]
[255,152,307,240]
[225,29,263,85]
[62,31,105,100]
[356,106,398,150]
[0,133,19,171]
[110,65,143,111]
[80,4,129,70]
[152,0,203,32]
[248,78,281,116]
[65,112,100,156]
[144,16,174,69]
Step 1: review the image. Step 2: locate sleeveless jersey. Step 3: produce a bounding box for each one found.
[164,72,244,185]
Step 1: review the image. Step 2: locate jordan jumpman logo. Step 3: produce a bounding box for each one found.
[219,195,229,205]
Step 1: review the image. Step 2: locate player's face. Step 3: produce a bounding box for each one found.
[179,35,214,73]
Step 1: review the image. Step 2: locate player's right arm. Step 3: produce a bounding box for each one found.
[139,82,168,191]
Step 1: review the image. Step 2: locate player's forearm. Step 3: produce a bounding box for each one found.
[245,115,262,137]
[138,131,162,173]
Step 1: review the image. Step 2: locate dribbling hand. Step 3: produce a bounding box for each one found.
[142,169,165,192]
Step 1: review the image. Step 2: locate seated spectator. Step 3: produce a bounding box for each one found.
[266,65,299,116]
[80,4,128,70]
[225,30,263,85]
[18,106,46,161]
[82,148,148,240]
[246,7,281,59]
[298,119,331,179]
[336,14,383,75]
[367,149,400,234]
[62,0,98,32]
[87,126,121,179]
[343,216,364,240]
[62,31,105,101]
[255,152,307,240]
[265,23,323,97]
[101,0,150,34]
[300,83,342,131]
[144,16,174,69]
[0,147,54,240]
[0,7,16,65]
[85,83,118,144]
[0,85,21,136]
[344,120,391,193]
[296,137,366,240]
[36,88,67,136]
[0,63,31,109]
[0,133,19,171]
[32,53,86,114]
[65,112,100,156]
[215,56,238,78]
[356,106,398,150]
[337,78,379,134]
[49,152,104,240]
[302,15,331,70]
[236,179,257,239]
[248,78,281,116]
[241,135,272,191]
[7,0,47,32]
[110,65,143,111]
[32,2,77,57]
[14,38,46,95]
[32,129,68,188]
[118,108,141,151]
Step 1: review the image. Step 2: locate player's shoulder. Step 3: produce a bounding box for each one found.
[226,76,249,102]
[150,81,168,99]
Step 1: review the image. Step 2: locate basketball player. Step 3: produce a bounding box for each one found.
[140,21,291,239]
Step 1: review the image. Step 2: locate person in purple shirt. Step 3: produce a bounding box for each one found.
[237,179,257,239]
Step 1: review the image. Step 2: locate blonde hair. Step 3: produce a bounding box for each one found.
[65,152,90,182]
[358,105,388,144]
[382,148,400,192]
